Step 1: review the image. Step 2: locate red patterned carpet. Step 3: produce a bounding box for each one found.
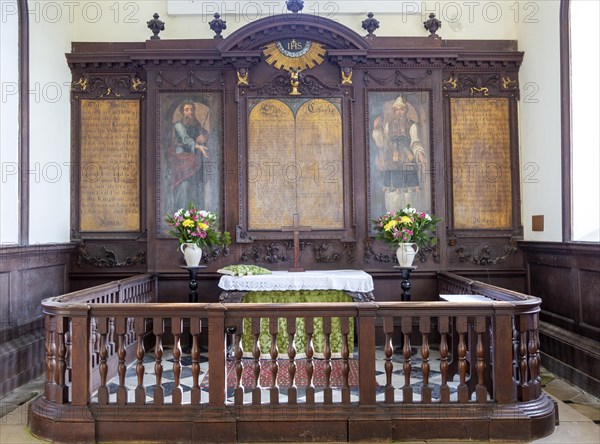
[202,359,360,388]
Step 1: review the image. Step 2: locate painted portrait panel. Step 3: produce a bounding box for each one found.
[368,91,432,230]
[158,92,222,236]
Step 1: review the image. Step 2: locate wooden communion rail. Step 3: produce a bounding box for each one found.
[29,272,556,442]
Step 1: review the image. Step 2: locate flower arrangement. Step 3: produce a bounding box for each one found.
[373,205,441,248]
[165,204,231,249]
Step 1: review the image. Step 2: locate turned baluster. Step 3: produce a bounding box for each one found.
[383,316,394,404]
[518,327,529,400]
[340,316,351,404]
[134,316,146,405]
[65,325,72,384]
[529,323,541,398]
[475,315,487,403]
[457,315,469,403]
[305,316,315,405]
[190,317,202,405]
[97,317,109,405]
[115,316,128,405]
[269,317,279,403]
[108,317,115,354]
[323,316,332,404]
[233,319,244,405]
[438,316,450,403]
[420,316,432,403]
[55,316,69,403]
[251,317,262,405]
[90,317,99,365]
[287,317,298,404]
[401,316,413,403]
[153,317,164,405]
[171,317,183,405]
[44,315,57,402]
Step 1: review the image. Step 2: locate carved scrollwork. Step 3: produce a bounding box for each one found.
[253,72,339,97]
[314,243,342,263]
[72,76,88,92]
[78,75,145,98]
[76,241,145,268]
[461,74,499,96]
[240,242,290,264]
[155,70,222,88]
[455,240,517,265]
[395,69,433,85]
[131,76,147,92]
[442,74,458,90]
[501,75,519,90]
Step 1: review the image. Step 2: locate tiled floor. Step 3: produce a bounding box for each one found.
[1,347,598,443]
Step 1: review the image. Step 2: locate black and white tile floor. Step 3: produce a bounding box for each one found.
[92,345,463,405]
[2,352,599,443]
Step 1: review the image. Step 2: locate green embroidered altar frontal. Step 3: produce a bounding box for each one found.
[241,290,355,358]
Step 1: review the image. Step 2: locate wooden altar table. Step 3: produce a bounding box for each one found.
[218,270,374,357]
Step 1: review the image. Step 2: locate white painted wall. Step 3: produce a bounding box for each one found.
[516,1,562,241]
[0,0,20,244]
[15,1,568,243]
[28,0,73,243]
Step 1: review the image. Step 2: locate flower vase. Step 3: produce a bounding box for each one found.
[396,243,418,267]
[180,243,203,267]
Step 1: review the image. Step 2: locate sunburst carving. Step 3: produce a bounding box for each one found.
[262,40,326,71]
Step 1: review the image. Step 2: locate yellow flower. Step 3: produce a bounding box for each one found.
[384,220,398,231]
[182,219,195,228]
[198,222,208,231]
[399,216,412,224]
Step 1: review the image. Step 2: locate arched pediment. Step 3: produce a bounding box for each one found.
[218,13,371,53]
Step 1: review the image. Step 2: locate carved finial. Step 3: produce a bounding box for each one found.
[286,0,304,13]
[147,13,165,40]
[209,13,227,39]
[362,12,380,37]
[423,13,442,38]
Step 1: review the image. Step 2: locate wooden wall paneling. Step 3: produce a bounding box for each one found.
[0,244,74,397]
[521,241,600,397]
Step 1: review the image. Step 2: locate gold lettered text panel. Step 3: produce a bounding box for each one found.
[247,98,344,230]
[79,99,140,232]
[451,98,512,230]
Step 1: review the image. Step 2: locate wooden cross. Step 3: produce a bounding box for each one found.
[281,214,311,272]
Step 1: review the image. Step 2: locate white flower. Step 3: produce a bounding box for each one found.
[199,210,209,217]
[406,207,417,214]
[174,209,182,217]
[184,211,190,217]
[425,214,432,221]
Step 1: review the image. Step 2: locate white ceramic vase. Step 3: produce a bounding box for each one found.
[180,243,203,267]
[396,243,418,267]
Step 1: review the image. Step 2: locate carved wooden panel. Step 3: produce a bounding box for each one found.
[79,99,140,232]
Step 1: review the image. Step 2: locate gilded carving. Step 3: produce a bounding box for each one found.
[470,86,490,96]
[237,68,249,86]
[501,75,519,90]
[262,39,326,71]
[341,67,353,85]
[72,76,88,91]
[443,74,458,90]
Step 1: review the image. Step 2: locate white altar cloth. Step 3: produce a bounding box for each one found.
[218,269,374,293]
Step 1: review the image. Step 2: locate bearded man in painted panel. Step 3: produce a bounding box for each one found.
[372,96,427,212]
[168,101,210,209]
